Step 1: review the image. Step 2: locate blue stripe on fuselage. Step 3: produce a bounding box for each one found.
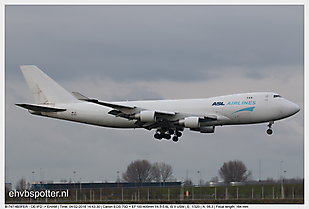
[232,106,256,114]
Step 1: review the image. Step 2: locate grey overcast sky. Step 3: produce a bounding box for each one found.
[4,5,304,188]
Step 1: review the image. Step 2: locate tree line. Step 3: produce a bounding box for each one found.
[13,159,252,190]
[121,160,175,183]
[13,159,303,190]
[121,159,252,184]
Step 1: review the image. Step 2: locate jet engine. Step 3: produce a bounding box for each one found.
[190,126,215,133]
[179,117,200,128]
[135,111,156,122]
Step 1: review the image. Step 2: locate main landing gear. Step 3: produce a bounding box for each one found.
[154,129,183,142]
[266,121,274,135]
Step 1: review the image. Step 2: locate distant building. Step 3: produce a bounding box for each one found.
[31,182,181,191]
[230,182,245,186]
[209,181,226,187]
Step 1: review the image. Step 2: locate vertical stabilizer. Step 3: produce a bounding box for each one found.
[20,65,78,104]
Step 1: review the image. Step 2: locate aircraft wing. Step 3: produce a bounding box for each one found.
[72,92,136,109]
[72,92,220,131]
[73,92,181,124]
[73,92,177,116]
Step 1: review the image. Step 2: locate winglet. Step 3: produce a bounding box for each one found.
[72,92,90,100]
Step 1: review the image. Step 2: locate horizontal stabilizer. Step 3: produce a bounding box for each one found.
[15,103,66,112]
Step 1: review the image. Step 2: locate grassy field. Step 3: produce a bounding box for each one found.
[6,183,304,204]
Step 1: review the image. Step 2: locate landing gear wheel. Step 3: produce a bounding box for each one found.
[164,134,171,140]
[154,128,183,142]
[266,129,273,135]
[168,130,175,135]
[172,136,179,142]
[266,121,274,135]
[154,133,162,140]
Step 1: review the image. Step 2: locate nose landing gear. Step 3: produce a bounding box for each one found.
[266,129,273,135]
[266,121,274,135]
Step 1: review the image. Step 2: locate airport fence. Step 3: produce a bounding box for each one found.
[6,183,304,203]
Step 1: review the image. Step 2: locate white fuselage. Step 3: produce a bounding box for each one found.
[32,92,300,129]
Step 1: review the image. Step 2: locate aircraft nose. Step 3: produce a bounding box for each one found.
[295,104,301,113]
[282,100,300,117]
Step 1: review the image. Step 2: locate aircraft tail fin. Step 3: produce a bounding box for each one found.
[20,65,78,104]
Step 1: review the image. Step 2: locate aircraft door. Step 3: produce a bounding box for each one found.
[265,95,269,103]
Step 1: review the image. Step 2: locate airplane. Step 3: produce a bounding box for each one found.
[15,65,300,142]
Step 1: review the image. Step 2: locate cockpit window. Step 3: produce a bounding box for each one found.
[274,95,282,98]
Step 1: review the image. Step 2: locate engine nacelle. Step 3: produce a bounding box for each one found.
[190,126,215,133]
[179,117,200,128]
[135,111,156,122]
